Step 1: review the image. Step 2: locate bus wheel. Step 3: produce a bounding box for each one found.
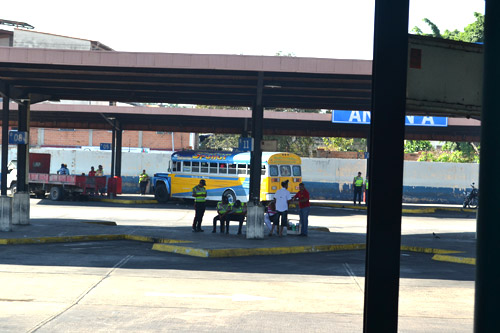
[223,190,236,204]
[49,186,64,201]
[155,183,169,203]
[9,183,17,195]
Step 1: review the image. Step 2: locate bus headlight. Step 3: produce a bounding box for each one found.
[295,186,299,190]
[271,186,277,190]
[293,178,301,183]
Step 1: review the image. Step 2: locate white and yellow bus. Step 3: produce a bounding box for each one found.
[151,150,302,203]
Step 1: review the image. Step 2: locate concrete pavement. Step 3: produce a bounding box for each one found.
[0,197,477,265]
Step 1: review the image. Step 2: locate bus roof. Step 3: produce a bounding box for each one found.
[171,150,301,164]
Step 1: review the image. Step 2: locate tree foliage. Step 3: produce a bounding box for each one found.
[412,12,484,43]
[322,137,366,152]
[404,140,433,153]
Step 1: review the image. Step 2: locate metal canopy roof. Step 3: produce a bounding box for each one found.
[0,47,372,110]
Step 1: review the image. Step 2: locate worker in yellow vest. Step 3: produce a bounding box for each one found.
[213,196,230,233]
[192,179,207,232]
[139,169,149,195]
[225,200,247,235]
[353,171,364,205]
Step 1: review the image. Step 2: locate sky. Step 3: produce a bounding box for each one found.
[2,0,485,60]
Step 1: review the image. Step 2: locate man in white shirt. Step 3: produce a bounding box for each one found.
[274,180,292,237]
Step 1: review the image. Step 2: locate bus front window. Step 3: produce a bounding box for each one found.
[269,165,278,177]
[292,165,302,176]
[280,165,291,177]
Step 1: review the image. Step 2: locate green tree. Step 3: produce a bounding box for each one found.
[404,140,433,153]
[412,12,484,43]
[322,137,367,152]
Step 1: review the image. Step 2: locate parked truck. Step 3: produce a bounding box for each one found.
[5,153,106,201]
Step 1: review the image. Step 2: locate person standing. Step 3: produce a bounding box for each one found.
[139,169,149,195]
[275,180,292,237]
[212,196,230,233]
[192,179,207,232]
[293,182,310,236]
[57,163,69,175]
[96,165,104,176]
[364,176,369,204]
[353,171,364,205]
[88,166,96,177]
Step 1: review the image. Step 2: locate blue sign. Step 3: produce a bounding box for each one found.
[8,131,28,144]
[332,110,448,127]
[100,143,112,150]
[238,137,253,152]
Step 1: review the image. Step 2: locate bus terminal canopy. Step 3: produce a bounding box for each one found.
[0,46,373,111]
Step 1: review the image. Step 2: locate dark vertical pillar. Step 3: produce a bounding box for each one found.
[249,72,264,203]
[363,1,409,332]
[17,103,29,192]
[474,1,500,331]
[115,126,122,177]
[111,119,116,178]
[1,88,10,196]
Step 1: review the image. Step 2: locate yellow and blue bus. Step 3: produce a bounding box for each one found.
[151,150,302,203]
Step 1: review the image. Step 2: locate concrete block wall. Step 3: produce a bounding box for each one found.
[0,148,480,203]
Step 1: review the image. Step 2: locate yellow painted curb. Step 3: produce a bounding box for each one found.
[152,243,366,258]
[402,207,436,214]
[401,245,463,254]
[432,254,476,265]
[125,235,191,244]
[152,244,210,257]
[0,234,125,245]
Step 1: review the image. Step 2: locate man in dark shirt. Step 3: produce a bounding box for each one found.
[293,183,310,236]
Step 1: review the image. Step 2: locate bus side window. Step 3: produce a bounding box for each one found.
[201,162,209,173]
[237,164,246,175]
[228,164,237,174]
[280,165,291,177]
[192,162,200,173]
[261,165,266,175]
[269,165,278,177]
[183,161,191,173]
[293,165,302,176]
[219,163,228,174]
[210,163,218,174]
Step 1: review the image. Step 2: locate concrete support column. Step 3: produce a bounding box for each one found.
[37,128,44,146]
[0,196,12,231]
[363,0,409,332]
[2,85,10,196]
[249,72,264,203]
[246,202,265,239]
[12,192,29,225]
[474,0,500,331]
[138,131,143,149]
[116,127,122,177]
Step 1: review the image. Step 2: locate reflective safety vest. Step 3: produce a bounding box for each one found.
[193,185,207,202]
[365,180,369,190]
[354,176,363,187]
[217,202,229,214]
[231,205,244,214]
[139,173,149,183]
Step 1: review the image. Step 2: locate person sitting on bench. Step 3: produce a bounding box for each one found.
[224,200,247,235]
[212,196,230,233]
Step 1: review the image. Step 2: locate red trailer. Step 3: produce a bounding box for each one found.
[8,153,107,201]
[28,173,107,201]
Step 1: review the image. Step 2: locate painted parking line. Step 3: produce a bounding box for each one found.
[432,254,476,265]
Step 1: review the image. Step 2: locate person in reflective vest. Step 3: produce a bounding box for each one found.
[364,176,369,204]
[225,200,247,235]
[192,179,207,232]
[138,169,149,195]
[353,171,364,205]
[212,196,230,233]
